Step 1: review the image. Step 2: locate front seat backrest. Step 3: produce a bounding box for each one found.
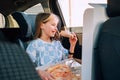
[0,29,42,80]
[94,0,120,80]
[97,16,120,80]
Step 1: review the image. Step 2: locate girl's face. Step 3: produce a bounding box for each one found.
[41,14,59,38]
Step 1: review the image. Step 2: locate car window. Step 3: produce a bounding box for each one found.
[58,0,106,28]
[0,13,5,28]
[0,3,44,28]
[24,3,44,14]
[58,0,83,28]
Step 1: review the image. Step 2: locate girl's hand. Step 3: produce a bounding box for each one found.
[37,69,55,80]
[69,32,78,46]
[60,30,78,45]
[69,32,78,55]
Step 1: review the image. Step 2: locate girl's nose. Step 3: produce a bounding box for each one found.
[55,26,58,31]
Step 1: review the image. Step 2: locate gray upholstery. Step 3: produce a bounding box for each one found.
[94,17,120,80]
[93,0,120,80]
[0,29,42,80]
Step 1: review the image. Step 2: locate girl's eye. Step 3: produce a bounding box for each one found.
[51,24,54,26]
[52,24,56,26]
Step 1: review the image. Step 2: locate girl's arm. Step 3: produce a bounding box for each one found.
[60,30,78,58]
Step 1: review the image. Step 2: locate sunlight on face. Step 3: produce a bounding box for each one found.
[43,14,59,37]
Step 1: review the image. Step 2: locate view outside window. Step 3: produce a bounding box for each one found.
[25,3,44,14]
[0,13,5,28]
[58,0,107,27]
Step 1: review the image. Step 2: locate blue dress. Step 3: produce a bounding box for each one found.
[26,38,68,67]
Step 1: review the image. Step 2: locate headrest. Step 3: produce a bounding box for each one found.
[102,16,120,36]
[12,12,36,41]
[106,0,120,17]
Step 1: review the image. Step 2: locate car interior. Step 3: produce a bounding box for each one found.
[3,0,120,80]
[0,0,82,79]
[0,0,60,80]
[80,0,120,80]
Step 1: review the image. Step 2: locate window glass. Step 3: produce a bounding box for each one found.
[24,3,44,14]
[58,0,107,28]
[0,13,5,28]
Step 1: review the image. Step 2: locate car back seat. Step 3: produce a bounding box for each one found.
[12,12,36,50]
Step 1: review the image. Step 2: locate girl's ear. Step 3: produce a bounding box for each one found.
[40,23,44,29]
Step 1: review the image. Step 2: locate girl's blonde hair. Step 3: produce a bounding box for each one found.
[34,12,61,40]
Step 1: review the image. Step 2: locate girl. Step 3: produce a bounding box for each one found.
[26,12,77,80]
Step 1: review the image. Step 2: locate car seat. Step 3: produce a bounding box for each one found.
[82,3,108,80]
[12,12,36,50]
[0,28,42,80]
[93,0,120,80]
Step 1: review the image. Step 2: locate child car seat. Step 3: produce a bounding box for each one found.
[12,12,36,50]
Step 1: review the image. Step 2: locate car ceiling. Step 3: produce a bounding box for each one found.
[0,0,48,16]
[0,0,65,29]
